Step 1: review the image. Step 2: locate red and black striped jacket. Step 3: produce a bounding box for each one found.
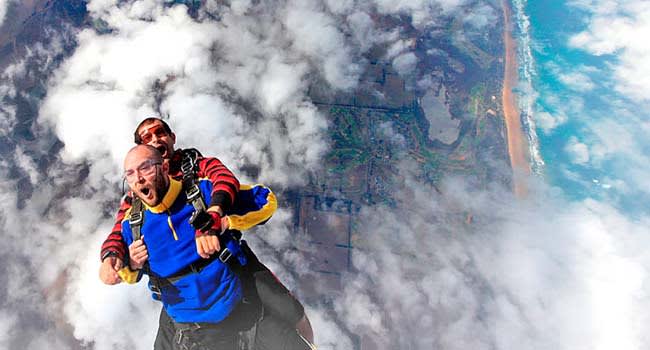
[100,149,239,261]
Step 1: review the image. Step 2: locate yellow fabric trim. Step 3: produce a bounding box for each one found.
[117,267,140,284]
[167,212,179,240]
[146,177,181,213]
[227,184,277,231]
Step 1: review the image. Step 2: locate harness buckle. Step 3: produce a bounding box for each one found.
[130,211,143,226]
[181,156,196,181]
[186,184,201,202]
[175,323,202,346]
[219,248,232,263]
[150,283,162,299]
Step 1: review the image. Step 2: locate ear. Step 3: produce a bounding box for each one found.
[171,132,176,144]
[161,159,170,174]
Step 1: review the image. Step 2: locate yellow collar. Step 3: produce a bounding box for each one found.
[145,177,182,213]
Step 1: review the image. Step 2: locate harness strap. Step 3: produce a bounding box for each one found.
[165,231,245,284]
[181,149,245,267]
[181,149,208,213]
[130,198,165,294]
[130,198,144,241]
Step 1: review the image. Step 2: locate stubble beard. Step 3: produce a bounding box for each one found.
[153,169,168,205]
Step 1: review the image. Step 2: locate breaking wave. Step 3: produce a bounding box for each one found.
[511,0,545,175]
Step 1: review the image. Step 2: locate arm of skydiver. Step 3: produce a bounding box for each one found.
[100,194,132,263]
[194,156,276,256]
[225,184,277,231]
[195,154,277,230]
[99,255,123,285]
[195,184,278,237]
[192,156,238,259]
[98,195,133,285]
[195,156,240,213]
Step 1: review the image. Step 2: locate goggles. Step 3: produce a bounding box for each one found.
[138,125,169,144]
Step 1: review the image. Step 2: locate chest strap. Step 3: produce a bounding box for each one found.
[164,230,246,285]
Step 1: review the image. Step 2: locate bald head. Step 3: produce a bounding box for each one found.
[125,145,163,166]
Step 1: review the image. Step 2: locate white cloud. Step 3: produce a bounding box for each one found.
[558,70,596,92]
[588,119,636,162]
[569,1,650,101]
[535,109,567,133]
[392,52,418,77]
[346,11,378,52]
[64,238,160,350]
[338,172,650,349]
[0,310,17,349]
[284,1,361,90]
[463,3,497,28]
[372,0,468,28]
[386,39,412,60]
[565,136,590,164]
[0,0,10,27]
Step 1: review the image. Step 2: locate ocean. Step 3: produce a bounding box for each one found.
[512,0,649,214]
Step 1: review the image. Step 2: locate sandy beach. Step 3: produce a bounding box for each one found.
[502,0,531,198]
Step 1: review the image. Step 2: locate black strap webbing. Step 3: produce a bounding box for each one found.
[181,149,208,213]
[129,197,159,287]
[130,198,144,241]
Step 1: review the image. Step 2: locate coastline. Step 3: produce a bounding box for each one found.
[502,0,531,198]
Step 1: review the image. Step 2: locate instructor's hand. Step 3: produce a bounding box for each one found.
[99,256,123,285]
[195,235,220,259]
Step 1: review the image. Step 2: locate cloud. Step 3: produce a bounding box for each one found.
[569,1,650,101]
[463,3,498,28]
[0,310,17,349]
[372,0,468,28]
[392,52,418,76]
[0,0,11,27]
[565,136,590,164]
[557,70,596,92]
[284,1,361,91]
[333,170,650,349]
[535,109,567,133]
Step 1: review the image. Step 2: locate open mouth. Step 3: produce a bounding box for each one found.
[141,187,151,196]
[155,145,167,157]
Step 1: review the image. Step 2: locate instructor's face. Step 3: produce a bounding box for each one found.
[137,120,176,159]
[124,148,169,207]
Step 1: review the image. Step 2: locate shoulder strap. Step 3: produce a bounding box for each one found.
[130,197,144,241]
[181,149,208,213]
[180,148,201,184]
[127,197,150,285]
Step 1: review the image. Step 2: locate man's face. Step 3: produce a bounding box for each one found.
[137,120,176,159]
[124,147,169,206]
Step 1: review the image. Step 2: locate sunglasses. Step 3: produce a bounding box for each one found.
[138,125,169,144]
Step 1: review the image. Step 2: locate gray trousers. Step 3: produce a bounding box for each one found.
[154,308,312,350]
[154,308,255,350]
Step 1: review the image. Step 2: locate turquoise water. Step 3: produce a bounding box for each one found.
[514,0,648,214]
